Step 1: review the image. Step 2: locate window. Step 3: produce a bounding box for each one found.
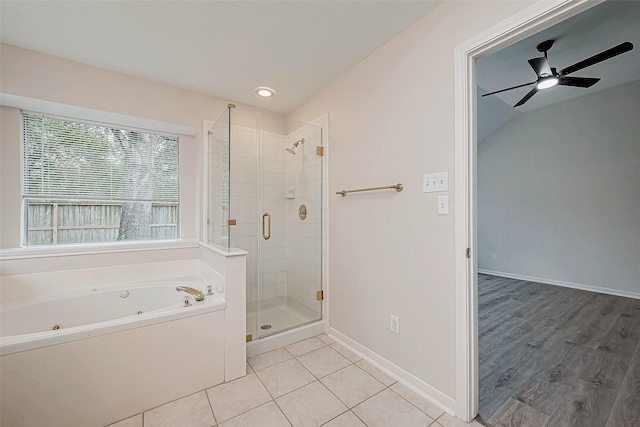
[22,112,179,246]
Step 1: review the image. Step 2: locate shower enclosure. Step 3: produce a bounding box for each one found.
[207,105,323,341]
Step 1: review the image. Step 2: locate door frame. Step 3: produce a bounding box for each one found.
[453,0,605,421]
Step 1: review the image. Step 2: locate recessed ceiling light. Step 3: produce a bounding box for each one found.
[255,87,275,97]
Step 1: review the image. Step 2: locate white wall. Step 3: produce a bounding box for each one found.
[0,43,228,276]
[478,80,640,297]
[289,0,535,402]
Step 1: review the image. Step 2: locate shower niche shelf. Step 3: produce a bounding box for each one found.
[286,188,295,199]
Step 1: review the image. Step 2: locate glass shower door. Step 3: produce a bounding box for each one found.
[256,113,323,338]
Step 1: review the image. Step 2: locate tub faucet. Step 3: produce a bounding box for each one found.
[176,286,205,302]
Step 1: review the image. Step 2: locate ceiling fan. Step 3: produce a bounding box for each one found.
[482,39,634,107]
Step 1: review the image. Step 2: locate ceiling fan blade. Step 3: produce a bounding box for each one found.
[513,87,538,107]
[528,57,552,77]
[560,41,633,76]
[481,81,536,97]
[558,76,600,88]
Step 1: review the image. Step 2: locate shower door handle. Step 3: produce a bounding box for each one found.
[262,212,271,240]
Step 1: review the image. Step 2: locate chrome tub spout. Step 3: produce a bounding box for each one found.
[176,286,205,302]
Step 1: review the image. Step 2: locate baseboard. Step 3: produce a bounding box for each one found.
[328,328,456,416]
[478,269,640,300]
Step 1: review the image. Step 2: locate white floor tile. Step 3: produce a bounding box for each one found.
[321,411,367,427]
[248,347,292,371]
[330,343,362,363]
[352,389,433,427]
[218,401,291,427]
[316,334,335,345]
[320,365,385,408]
[276,381,348,427]
[144,391,215,427]
[297,346,351,378]
[206,373,272,423]
[355,360,397,387]
[255,358,315,398]
[106,414,142,427]
[390,382,446,420]
[285,337,326,357]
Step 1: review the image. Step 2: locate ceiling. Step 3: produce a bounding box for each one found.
[0,0,442,115]
[476,0,640,141]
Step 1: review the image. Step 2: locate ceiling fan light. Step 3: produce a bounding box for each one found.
[537,77,559,90]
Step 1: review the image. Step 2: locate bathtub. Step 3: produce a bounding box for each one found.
[0,281,227,427]
[0,281,225,354]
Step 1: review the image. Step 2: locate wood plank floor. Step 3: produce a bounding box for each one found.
[477,274,640,427]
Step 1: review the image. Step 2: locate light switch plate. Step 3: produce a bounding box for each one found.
[436,172,448,192]
[423,172,448,193]
[437,196,449,215]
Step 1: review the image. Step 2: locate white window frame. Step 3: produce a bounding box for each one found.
[0,96,201,259]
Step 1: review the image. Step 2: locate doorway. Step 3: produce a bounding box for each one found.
[453,0,609,422]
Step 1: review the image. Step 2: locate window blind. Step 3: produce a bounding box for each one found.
[22,112,179,202]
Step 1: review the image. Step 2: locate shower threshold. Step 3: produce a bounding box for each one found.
[247,296,320,339]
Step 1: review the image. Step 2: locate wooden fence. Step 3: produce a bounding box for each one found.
[26,201,178,245]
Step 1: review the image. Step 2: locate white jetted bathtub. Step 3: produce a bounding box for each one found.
[0,281,227,427]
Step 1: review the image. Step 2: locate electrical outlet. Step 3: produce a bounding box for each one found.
[390,315,400,334]
[492,253,499,260]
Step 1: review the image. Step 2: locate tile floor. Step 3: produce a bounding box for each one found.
[107,335,483,427]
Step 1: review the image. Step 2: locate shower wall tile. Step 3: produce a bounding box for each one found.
[238,197,253,210]
[261,134,276,149]
[261,147,276,161]
[237,157,256,171]
[264,273,276,286]
[256,131,287,301]
[247,287,258,302]
[263,285,276,300]
[285,126,323,314]
[225,121,326,308]
[238,128,254,145]
[262,160,276,173]
[238,183,254,197]
[276,149,288,163]
[237,170,256,184]
[238,143,255,158]
[276,283,287,297]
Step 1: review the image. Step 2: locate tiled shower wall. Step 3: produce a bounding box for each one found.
[257,130,289,302]
[285,128,323,312]
[220,121,324,311]
[228,125,288,303]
